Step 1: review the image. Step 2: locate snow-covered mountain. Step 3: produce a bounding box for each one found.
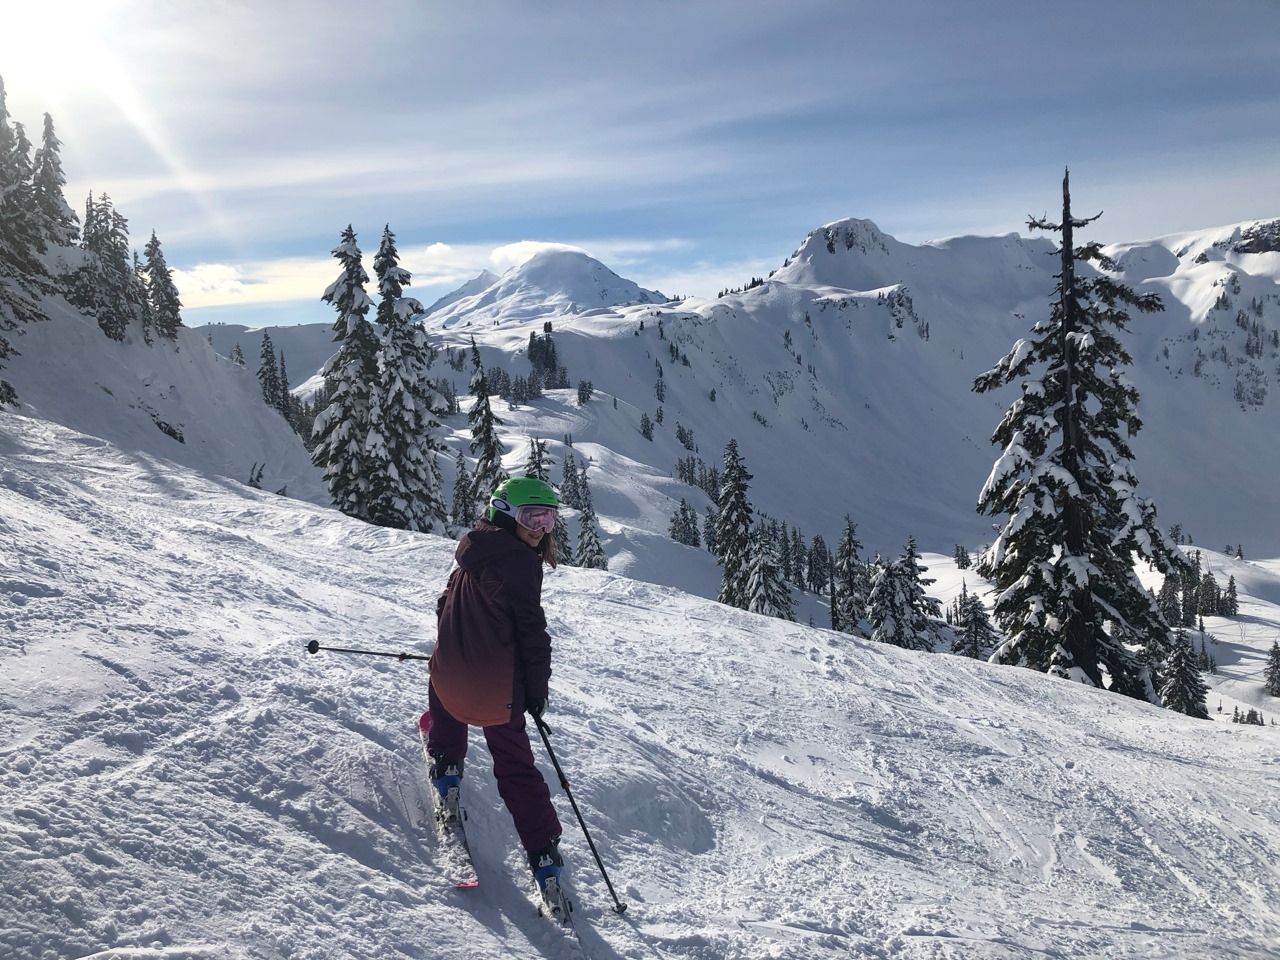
[422,250,667,328]
[3,411,1279,960]
[423,269,501,316]
[4,297,325,504]
[420,215,1280,558]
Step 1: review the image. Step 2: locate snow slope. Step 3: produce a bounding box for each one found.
[197,322,337,391]
[4,412,1280,960]
[3,298,325,505]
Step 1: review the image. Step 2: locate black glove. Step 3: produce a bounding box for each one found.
[526,696,548,721]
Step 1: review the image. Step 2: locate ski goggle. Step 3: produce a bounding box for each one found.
[514,504,558,533]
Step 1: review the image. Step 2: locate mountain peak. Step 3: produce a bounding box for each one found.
[423,250,666,328]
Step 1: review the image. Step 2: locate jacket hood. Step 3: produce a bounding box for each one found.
[455,520,533,574]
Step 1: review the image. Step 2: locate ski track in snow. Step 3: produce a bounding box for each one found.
[3,414,1280,960]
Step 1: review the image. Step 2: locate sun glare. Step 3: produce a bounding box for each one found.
[0,1,124,108]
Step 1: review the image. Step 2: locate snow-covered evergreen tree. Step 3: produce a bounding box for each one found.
[276,350,294,423]
[954,583,999,659]
[31,112,77,247]
[745,525,794,620]
[451,452,477,528]
[1159,632,1209,719]
[1223,576,1240,617]
[867,559,914,649]
[1264,640,1280,698]
[0,76,53,404]
[669,498,701,548]
[552,513,573,567]
[524,437,551,482]
[363,225,446,533]
[312,225,379,520]
[807,535,831,595]
[229,343,245,366]
[1157,575,1181,627]
[832,516,870,633]
[559,453,583,510]
[130,252,154,344]
[901,537,944,650]
[143,231,183,339]
[574,475,607,569]
[703,505,718,557]
[257,333,282,410]
[72,193,136,341]
[714,439,754,609]
[974,170,1186,699]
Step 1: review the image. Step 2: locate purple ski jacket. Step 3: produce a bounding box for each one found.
[429,520,552,727]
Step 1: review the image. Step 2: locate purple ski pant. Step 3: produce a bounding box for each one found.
[427,680,561,853]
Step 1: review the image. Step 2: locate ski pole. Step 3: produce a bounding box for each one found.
[304,639,432,662]
[534,715,628,915]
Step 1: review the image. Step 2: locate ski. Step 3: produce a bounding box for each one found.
[533,874,589,958]
[417,712,479,889]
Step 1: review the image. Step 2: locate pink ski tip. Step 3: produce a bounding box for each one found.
[418,711,432,735]
[455,880,480,889]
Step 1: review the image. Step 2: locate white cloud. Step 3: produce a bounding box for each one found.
[173,258,334,309]
[488,241,589,273]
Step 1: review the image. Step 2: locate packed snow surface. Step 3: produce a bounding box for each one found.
[3,413,1280,960]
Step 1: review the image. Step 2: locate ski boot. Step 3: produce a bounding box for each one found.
[528,837,570,922]
[428,757,463,825]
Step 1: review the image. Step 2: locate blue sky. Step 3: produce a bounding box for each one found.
[3,0,1278,328]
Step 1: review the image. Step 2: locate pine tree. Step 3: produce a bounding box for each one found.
[639,412,654,441]
[451,452,477,528]
[468,348,507,505]
[807,535,831,594]
[559,453,583,510]
[31,112,77,247]
[1157,575,1181,627]
[130,251,155,344]
[746,525,795,620]
[1159,632,1209,719]
[953,544,972,569]
[974,170,1185,698]
[1223,576,1240,617]
[363,224,446,533]
[669,498,701,548]
[143,231,183,339]
[1264,640,1280,697]
[867,559,915,649]
[1197,571,1220,618]
[1181,552,1201,628]
[832,516,870,633]
[312,225,379,520]
[276,350,294,423]
[524,437,551,482]
[0,78,53,404]
[900,537,944,651]
[703,505,718,557]
[258,333,281,409]
[229,343,245,366]
[552,513,573,566]
[574,475,607,569]
[714,439,754,609]
[955,583,999,659]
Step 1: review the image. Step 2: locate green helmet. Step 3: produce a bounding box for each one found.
[488,476,560,523]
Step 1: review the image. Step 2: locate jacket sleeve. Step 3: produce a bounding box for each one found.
[509,562,552,700]
[436,569,457,620]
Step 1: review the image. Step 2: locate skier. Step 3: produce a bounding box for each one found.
[425,476,566,900]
